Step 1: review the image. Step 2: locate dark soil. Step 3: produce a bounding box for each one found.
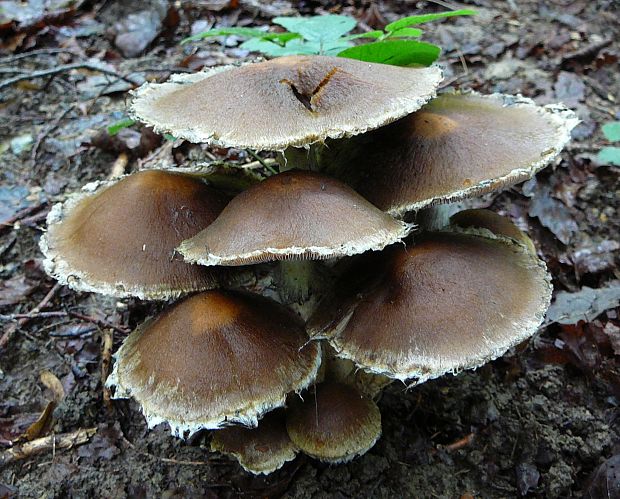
[1,1,619,498]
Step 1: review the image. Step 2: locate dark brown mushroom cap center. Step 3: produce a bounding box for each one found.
[127,290,318,407]
[322,92,573,212]
[49,170,229,289]
[335,233,549,374]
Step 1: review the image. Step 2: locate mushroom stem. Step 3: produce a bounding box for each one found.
[279,144,322,171]
[415,204,455,231]
[276,260,317,303]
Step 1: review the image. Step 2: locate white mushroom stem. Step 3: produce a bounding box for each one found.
[279,144,323,171]
[276,260,316,304]
[416,204,455,231]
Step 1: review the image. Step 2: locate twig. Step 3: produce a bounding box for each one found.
[31,105,74,170]
[245,149,278,174]
[101,329,114,409]
[0,202,48,234]
[0,428,96,465]
[443,432,475,452]
[0,62,139,91]
[0,310,129,337]
[0,283,61,349]
[0,48,81,65]
[121,437,224,466]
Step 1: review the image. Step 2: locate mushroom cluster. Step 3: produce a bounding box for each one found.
[41,55,578,474]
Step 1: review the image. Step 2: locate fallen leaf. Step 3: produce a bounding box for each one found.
[546,282,620,325]
[40,370,65,403]
[0,275,36,307]
[603,322,620,356]
[584,454,620,499]
[23,402,55,441]
[523,177,579,245]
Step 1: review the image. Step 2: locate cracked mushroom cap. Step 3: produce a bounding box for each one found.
[211,410,297,475]
[178,171,412,266]
[309,219,552,383]
[40,170,231,300]
[107,290,321,436]
[286,382,381,463]
[129,55,442,151]
[321,92,578,215]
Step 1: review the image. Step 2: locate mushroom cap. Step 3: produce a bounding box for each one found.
[286,382,381,463]
[106,290,321,436]
[40,170,231,300]
[321,92,578,215]
[178,171,413,266]
[450,208,536,254]
[211,410,297,475]
[129,55,443,151]
[309,222,552,383]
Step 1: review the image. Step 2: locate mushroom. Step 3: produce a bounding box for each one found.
[106,290,321,436]
[320,92,578,225]
[211,410,297,475]
[130,55,443,154]
[449,208,536,254]
[40,169,234,300]
[178,170,413,302]
[286,382,381,463]
[309,215,552,384]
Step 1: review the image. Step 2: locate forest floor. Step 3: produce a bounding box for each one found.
[0,0,619,498]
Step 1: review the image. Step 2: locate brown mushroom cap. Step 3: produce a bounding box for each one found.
[129,55,442,151]
[178,171,412,266]
[211,410,297,475]
[450,209,536,254]
[286,382,381,463]
[309,223,552,383]
[321,92,578,215]
[40,170,231,300]
[106,290,321,436]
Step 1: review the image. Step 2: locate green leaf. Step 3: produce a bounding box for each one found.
[107,118,136,136]
[388,27,424,38]
[385,9,476,32]
[338,40,441,67]
[240,38,314,56]
[343,30,384,40]
[602,121,620,142]
[273,15,356,44]
[181,27,267,44]
[597,146,620,166]
[242,35,352,57]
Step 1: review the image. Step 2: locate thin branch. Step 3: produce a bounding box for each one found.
[0,48,81,65]
[0,62,140,91]
[0,428,96,465]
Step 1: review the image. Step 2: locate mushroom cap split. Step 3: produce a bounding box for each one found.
[309,215,552,383]
[106,290,321,436]
[321,92,578,216]
[178,170,413,266]
[211,410,297,475]
[40,170,231,300]
[286,382,381,463]
[129,55,443,151]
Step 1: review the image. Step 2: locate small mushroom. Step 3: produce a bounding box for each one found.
[211,410,297,475]
[321,92,578,216]
[179,171,411,265]
[130,55,442,152]
[178,170,412,302]
[106,290,321,436]
[309,216,552,383]
[450,208,536,254]
[286,382,381,463]
[40,170,231,300]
